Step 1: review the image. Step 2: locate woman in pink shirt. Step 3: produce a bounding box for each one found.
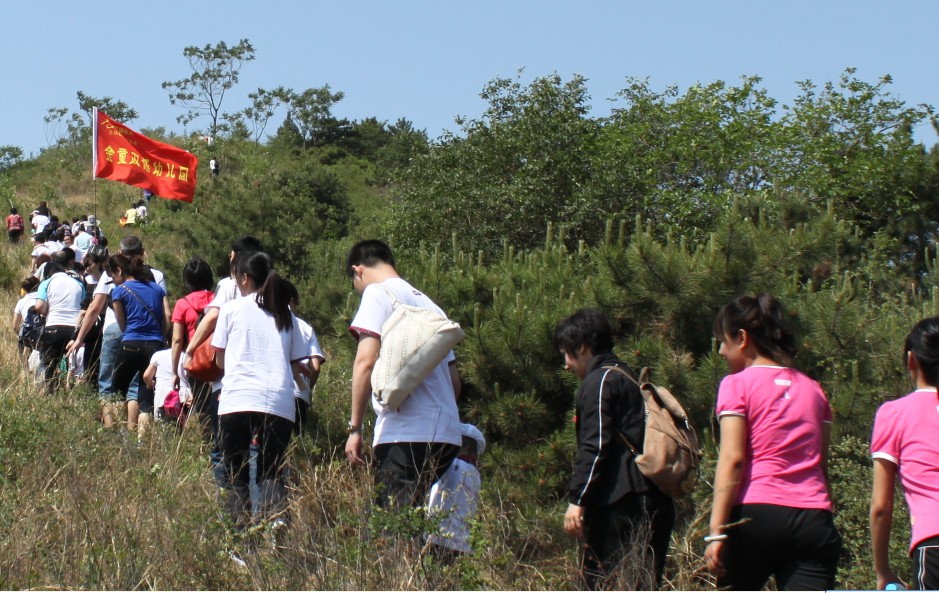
[871,317,939,590]
[705,293,841,590]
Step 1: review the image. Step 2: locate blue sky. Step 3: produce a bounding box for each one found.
[3,1,937,157]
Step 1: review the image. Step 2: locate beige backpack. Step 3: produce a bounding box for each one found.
[371,286,465,409]
[603,366,701,498]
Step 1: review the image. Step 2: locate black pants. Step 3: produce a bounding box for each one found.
[188,378,218,444]
[218,411,293,528]
[372,441,459,510]
[582,489,675,591]
[39,325,72,394]
[293,399,309,437]
[719,503,842,591]
[912,535,939,590]
[82,323,103,389]
[112,340,163,414]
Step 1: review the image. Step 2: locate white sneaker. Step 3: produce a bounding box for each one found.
[227,549,247,568]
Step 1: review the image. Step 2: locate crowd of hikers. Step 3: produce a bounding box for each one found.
[7,204,939,590]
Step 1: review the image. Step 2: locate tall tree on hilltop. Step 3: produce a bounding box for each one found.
[285,85,347,149]
[241,86,292,145]
[162,39,256,139]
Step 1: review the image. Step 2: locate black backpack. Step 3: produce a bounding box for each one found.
[18,306,46,349]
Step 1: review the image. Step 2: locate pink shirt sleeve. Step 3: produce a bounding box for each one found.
[716,374,746,417]
[871,402,900,465]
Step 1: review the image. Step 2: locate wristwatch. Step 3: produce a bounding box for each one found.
[347,423,362,435]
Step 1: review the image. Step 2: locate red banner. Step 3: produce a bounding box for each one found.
[93,109,199,202]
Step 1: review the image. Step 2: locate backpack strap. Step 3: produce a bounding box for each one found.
[122,283,163,333]
[378,283,402,309]
[601,364,644,456]
[605,365,693,430]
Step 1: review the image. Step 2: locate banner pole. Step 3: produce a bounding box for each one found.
[91,107,98,227]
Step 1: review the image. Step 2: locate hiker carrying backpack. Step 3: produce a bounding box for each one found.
[556,309,679,590]
[18,305,45,350]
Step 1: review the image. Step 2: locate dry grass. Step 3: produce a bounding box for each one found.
[0,251,727,591]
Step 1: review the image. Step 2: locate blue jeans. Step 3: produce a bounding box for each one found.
[98,323,140,400]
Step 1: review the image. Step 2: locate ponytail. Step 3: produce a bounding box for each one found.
[713,292,797,366]
[108,253,151,281]
[236,251,293,332]
[256,270,294,332]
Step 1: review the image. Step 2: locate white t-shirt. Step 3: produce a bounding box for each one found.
[14,291,39,320]
[95,267,166,330]
[293,316,326,404]
[206,276,242,391]
[74,231,93,252]
[349,277,461,447]
[208,277,240,310]
[426,459,481,553]
[30,244,53,259]
[148,348,177,410]
[212,295,307,421]
[36,272,84,327]
[31,214,49,233]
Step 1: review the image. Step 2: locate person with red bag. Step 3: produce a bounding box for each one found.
[170,258,214,432]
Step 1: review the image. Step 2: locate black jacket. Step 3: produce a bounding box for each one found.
[568,352,652,507]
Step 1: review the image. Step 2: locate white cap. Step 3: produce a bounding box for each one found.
[460,423,486,456]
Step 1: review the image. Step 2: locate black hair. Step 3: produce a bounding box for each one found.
[52,249,75,268]
[713,293,797,366]
[43,262,66,280]
[237,251,293,332]
[346,240,395,277]
[182,258,214,293]
[10,207,16,215]
[119,235,144,256]
[284,279,300,304]
[231,235,264,255]
[904,317,939,386]
[21,276,39,293]
[461,435,478,457]
[108,253,149,281]
[34,231,48,243]
[554,309,615,357]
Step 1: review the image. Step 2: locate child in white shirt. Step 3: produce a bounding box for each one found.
[426,423,485,557]
[144,348,190,421]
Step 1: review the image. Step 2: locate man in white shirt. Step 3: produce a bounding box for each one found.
[345,240,462,510]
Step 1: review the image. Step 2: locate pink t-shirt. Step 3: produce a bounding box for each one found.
[171,290,215,341]
[716,365,833,511]
[871,388,939,551]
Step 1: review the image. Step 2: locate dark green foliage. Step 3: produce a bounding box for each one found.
[389,70,935,278]
[147,147,351,287]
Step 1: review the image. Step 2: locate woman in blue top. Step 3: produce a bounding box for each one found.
[108,253,170,438]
